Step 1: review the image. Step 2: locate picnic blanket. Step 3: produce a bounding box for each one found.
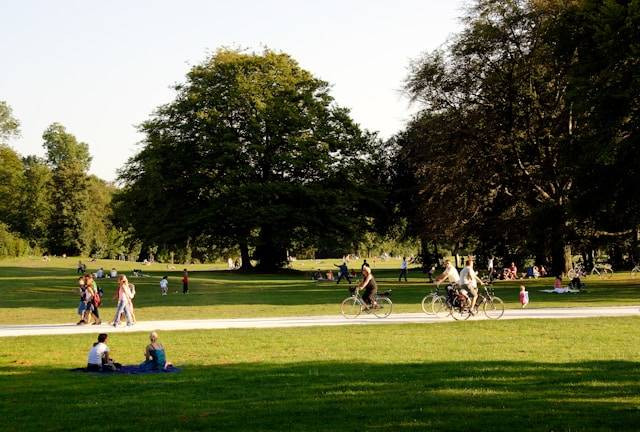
[539,289,581,294]
[71,365,181,374]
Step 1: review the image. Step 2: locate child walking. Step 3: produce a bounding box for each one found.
[160,276,169,296]
[182,269,189,294]
[519,285,529,308]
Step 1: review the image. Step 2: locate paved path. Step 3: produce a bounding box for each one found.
[1,306,638,337]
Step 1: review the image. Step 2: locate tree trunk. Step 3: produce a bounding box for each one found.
[239,240,252,271]
[255,226,287,272]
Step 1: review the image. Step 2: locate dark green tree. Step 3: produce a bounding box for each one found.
[399,0,640,274]
[116,49,380,270]
[16,156,52,244]
[42,123,91,255]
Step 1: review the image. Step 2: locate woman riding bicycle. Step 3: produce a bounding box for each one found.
[358,265,378,309]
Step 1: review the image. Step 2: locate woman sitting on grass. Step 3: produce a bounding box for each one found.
[139,331,173,371]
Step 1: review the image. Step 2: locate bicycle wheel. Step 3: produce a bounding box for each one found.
[373,297,393,318]
[432,296,450,318]
[421,294,435,315]
[451,303,471,321]
[483,296,505,319]
[341,297,362,318]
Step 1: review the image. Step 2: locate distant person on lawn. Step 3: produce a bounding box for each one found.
[182,269,189,294]
[87,333,120,372]
[139,331,173,371]
[398,257,408,282]
[334,262,351,284]
[160,276,169,295]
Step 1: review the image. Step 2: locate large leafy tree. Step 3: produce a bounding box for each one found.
[116,49,379,270]
[43,123,91,255]
[16,156,52,243]
[0,102,23,232]
[399,0,639,274]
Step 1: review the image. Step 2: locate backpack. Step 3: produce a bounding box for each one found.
[92,291,101,307]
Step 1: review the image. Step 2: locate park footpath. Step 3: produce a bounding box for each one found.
[0,306,638,337]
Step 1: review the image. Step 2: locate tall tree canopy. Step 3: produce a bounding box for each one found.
[43,123,92,255]
[116,49,381,270]
[398,0,640,273]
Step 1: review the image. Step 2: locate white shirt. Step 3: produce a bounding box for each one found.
[87,342,109,365]
[400,259,407,270]
[488,258,494,269]
[160,279,168,289]
[459,265,479,289]
[443,265,460,284]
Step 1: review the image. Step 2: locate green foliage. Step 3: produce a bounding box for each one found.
[397,0,640,273]
[42,123,92,255]
[116,48,382,270]
[0,144,24,232]
[0,224,36,258]
[0,100,20,143]
[16,156,52,244]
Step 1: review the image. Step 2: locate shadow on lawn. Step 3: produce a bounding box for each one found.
[1,360,639,431]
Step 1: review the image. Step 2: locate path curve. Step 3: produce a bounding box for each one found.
[0,305,638,337]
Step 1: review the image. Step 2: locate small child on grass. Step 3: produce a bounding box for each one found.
[519,285,529,308]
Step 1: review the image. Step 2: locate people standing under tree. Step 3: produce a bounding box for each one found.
[398,257,408,282]
[182,269,189,294]
[334,262,352,284]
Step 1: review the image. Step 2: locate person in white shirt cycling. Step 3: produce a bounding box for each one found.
[435,260,460,286]
[459,259,485,314]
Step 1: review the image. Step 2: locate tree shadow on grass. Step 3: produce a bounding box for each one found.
[1,360,639,431]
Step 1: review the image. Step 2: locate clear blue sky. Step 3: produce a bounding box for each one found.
[0,0,465,181]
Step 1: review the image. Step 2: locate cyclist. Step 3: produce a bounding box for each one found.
[358,264,378,309]
[459,259,485,314]
[435,260,460,286]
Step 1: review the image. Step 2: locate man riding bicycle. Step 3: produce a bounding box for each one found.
[459,259,485,314]
[435,260,460,286]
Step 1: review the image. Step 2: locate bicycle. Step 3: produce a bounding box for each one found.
[432,283,504,320]
[630,264,640,278]
[590,264,613,279]
[340,286,392,318]
[421,285,442,315]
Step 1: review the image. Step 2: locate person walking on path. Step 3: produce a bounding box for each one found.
[398,257,408,282]
[182,269,189,294]
[112,275,134,327]
[334,262,352,284]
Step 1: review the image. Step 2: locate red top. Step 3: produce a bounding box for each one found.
[182,276,188,283]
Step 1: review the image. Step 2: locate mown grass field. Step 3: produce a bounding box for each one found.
[0,256,639,324]
[1,318,640,431]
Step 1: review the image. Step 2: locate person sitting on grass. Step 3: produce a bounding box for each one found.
[553,275,569,293]
[139,331,173,371]
[87,333,120,372]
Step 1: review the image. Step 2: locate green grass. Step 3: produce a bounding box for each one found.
[1,318,640,431]
[0,256,639,324]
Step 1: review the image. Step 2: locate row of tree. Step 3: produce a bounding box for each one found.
[1,0,638,272]
[0,104,127,258]
[393,0,640,274]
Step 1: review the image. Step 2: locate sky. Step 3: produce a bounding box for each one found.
[0,0,465,182]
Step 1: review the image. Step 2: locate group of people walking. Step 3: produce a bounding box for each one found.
[76,274,136,327]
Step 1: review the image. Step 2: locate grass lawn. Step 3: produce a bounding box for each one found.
[0,256,639,324]
[1,317,639,431]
